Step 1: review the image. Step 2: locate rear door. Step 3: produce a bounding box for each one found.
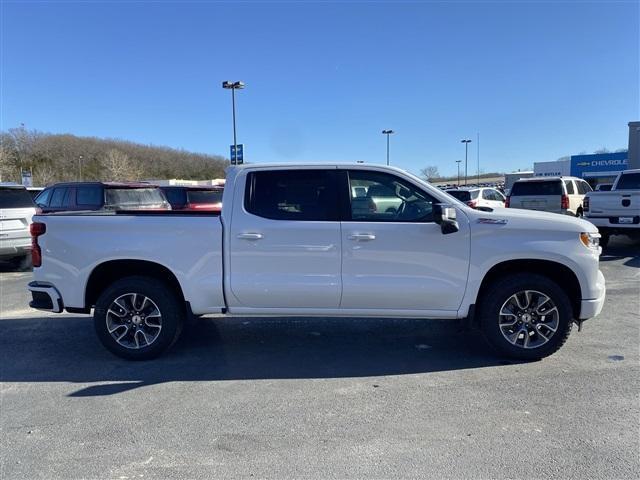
[509,180,563,213]
[228,168,342,309]
[339,168,470,312]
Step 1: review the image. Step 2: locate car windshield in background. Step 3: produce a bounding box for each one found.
[511,181,562,196]
[188,190,223,204]
[105,188,167,209]
[0,188,35,208]
[446,190,478,201]
[616,173,640,190]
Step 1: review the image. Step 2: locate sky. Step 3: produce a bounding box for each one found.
[1,0,638,177]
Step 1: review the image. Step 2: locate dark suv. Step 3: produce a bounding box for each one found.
[159,186,224,212]
[35,182,170,213]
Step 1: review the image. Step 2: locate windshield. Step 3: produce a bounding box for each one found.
[105,188,168,209]
[187,189,223,204]
[511,181,562,196]
[0,188,35,208]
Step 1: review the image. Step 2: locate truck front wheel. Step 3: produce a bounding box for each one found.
[94,276,184,360]
[478,273,573,361]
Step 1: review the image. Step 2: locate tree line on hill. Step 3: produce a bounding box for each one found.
[0,125,228,186]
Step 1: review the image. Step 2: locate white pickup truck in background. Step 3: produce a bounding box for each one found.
[28,164,606,361]
[584,169,640,247]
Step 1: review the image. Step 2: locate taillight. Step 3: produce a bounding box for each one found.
[30,222,46,268]
[583,196,589,212]
[561,194,569,210]
[505,196,510,208]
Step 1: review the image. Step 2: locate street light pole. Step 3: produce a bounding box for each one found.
[222,81,245,164]
[79,155,84,181]
[461,139,472,185]
[456,160,461,186]
[382,129,395,166]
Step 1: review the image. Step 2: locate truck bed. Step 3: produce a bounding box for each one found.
[32,212,225,314]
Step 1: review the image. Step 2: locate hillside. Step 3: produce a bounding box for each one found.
[0,126,228,186]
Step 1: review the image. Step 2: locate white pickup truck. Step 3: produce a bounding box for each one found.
[28,164,606,361]
[584,169,640,247]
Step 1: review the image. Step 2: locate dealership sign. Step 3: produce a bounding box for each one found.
[570,152,628,177]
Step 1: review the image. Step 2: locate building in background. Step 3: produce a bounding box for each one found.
[534,159,571,177]
[628,121,640,169]
[570,151,628,187]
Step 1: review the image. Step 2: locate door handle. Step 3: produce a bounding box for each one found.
[348,233,376,241]
[237,232,264,240]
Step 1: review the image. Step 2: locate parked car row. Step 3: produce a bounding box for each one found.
[0,181,225,268]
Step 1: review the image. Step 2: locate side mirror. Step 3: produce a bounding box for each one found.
[433,204,459,235]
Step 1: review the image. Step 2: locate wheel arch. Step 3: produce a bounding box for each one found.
[85,259,186,309]
[476,259,582,320]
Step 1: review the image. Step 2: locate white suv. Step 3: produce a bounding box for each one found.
[507,176,592,217]
[0,184,36,269]
[446,187,506,211]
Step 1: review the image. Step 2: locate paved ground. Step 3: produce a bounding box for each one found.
[1,237,639,479]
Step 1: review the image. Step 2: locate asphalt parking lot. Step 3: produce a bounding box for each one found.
[1,237,639,479]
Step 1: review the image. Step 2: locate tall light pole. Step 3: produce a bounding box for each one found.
[78,155,84,181]
[461,139,472,185]
[456,160,461,186]
[382,129,395,166]
[222,80,245,164]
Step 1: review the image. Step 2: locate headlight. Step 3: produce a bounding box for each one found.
[580,232,600,250]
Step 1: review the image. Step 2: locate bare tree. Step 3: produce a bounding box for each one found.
[420,165,440,181]
[102,149,142,181]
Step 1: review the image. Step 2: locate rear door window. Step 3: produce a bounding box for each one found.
[187,190,223,204]
[0,188,35,208]
[564,180,575,194]
[510,181,562,196]
[245,170,339,221]
[77,186,103,207]
[616,173,640,190]
[49,187,67,208]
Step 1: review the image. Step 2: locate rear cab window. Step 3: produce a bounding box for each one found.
[616,173,640,190]
[510,180,562,196]
[0,188,35,208]
[245,170,339,221]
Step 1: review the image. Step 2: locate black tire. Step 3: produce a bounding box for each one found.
[599,233,610,249]
[94,276,185,360]
[478,273,573,361]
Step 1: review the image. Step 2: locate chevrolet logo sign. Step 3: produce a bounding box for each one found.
[576,162,590,167]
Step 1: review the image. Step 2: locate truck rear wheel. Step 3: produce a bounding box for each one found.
[478,273,573,361]
[94,276,184,360]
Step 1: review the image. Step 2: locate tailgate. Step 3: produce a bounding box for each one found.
[588,192,640,217]
[510,195,561,213]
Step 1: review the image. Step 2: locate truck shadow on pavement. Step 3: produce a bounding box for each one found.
[0,315,511,397]
[599,236,640,268]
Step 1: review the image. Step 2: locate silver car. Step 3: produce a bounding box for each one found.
[0,184,36,268]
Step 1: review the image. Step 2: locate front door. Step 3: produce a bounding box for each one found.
[340,169,470,312]
[228,168,342,309]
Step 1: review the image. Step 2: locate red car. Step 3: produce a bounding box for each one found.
[160,186,224,212]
